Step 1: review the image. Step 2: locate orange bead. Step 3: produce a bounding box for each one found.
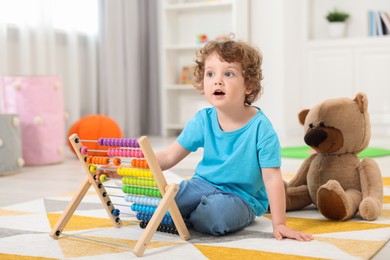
[86,156,93,164]
[113,157,121,166]
[142,160,148,168]
[103,157,110,165]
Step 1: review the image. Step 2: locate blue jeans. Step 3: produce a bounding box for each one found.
[175,178,256,236]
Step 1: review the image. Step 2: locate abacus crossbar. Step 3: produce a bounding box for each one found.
[49,134,190,257]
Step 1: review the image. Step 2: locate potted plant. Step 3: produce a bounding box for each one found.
[325,8,350,38]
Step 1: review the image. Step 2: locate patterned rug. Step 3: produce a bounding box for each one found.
[0,172,389,259]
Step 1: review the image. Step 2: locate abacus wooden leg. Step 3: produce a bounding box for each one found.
[50,175,91,239]
[133,183,184,257]
[168,200,190,241]
[134,135,190,256]
[139,135,190,241]
[50,176,122,239]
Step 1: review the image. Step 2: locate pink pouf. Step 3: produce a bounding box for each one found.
[0,76,65,165]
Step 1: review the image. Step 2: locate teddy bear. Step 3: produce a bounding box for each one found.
[285,92,383,221]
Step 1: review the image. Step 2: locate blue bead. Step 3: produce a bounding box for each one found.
[112,209,120,217]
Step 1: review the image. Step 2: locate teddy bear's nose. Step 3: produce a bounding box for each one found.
[304,128,328,148]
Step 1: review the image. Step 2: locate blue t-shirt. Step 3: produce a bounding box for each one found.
[177,107,281,216]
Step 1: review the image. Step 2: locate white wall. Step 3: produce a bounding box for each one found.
[250,0,305,138]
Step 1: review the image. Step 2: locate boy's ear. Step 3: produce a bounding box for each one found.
[245,88,252,95]
[298,109,310,125]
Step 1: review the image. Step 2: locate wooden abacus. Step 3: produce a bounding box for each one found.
[50,134,190,257]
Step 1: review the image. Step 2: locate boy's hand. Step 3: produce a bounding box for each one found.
[94,167,121,182]
[273,224,314,242]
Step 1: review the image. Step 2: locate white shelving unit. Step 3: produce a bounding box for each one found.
[304,0,390,41]
[302,0,390,136]
[159,0,248,136]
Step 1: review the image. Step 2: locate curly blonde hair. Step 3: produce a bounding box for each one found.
[192,35,263,105]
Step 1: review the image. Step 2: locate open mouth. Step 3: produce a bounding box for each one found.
[213,90,225,96]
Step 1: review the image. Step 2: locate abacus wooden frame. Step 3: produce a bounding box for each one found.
[49,134,190,257]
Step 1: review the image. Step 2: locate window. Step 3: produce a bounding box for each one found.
[0,0,98,35]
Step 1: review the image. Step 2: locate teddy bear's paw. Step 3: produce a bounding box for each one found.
[359,197,382,221]
[317,182,348,221]
[285,185,311,211]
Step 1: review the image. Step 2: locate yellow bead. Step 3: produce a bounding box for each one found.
[89,165,97,173]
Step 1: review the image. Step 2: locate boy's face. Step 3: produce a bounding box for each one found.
[203,53,250,109]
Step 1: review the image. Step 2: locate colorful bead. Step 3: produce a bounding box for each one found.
[139,221,147,229]
[97,138,104,146]
[112,208,120,216]
[89,165,97,173]
[99,174,107,182]
[80,146,88,155]
[86,156,93,164]
[96,137,141,148]
[113,157,121,166]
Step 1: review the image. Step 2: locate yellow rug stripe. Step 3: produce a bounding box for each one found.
[59,235,183,258]
[0,209,32,216]
[315,237,386,259]
[47,213,137,232]
[194,244,326,260]
[264,215,390,234]
[0,253,55,260]
[383,177,390,186]
[384,196,390,204]
[380,208,390,219]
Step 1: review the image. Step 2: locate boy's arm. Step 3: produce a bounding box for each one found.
[262,167,313,241]
[96,140,190,181]
[156,140,191,171]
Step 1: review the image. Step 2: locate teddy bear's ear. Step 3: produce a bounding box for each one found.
[298,109,310,125]
[354,92,368,113]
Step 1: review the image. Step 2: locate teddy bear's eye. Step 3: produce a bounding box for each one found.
[309,123,314,128]
[319,121,325,127]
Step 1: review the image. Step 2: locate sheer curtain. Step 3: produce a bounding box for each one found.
[0,0,98,129]
[98,0,160,137]
[0,0,160,136]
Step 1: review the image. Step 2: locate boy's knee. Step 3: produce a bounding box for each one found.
[189,194,239,236]
[198,195,221,216]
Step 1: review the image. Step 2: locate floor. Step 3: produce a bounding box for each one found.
[0,136,389,259]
